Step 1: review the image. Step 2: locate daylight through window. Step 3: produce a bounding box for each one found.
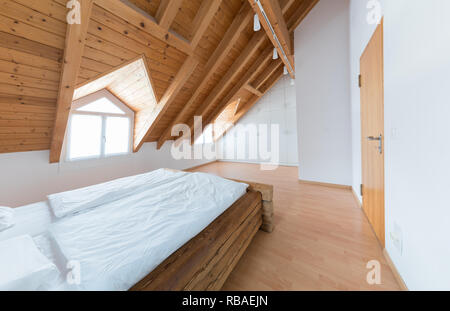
[66,91,133,161]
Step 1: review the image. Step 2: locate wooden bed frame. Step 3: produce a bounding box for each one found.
[130,180,274,291]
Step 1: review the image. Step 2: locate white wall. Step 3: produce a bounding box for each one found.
[294,0,352,186]
[217,76,298,166]
[350,0,450,290]
[0,142,214,207]
[383,0,450,291]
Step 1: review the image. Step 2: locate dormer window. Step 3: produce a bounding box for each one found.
[65,90,134,161]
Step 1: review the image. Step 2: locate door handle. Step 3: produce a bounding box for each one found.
[367,134,383,154]
[367,136,381,141]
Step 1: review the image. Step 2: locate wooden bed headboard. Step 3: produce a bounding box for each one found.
[228,179,274,233]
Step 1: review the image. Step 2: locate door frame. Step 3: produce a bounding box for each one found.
[360,20,385,248]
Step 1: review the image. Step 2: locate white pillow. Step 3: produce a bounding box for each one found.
[0,206,14,232]
[0,235,60,291]
[47,168,183,218]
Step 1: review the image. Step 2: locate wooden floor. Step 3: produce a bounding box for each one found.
[190,161,400,291]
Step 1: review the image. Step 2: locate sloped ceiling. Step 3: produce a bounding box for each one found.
[0,0,319,161]
[74,56,157,109]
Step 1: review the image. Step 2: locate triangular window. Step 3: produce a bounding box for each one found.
[76,97,126,115]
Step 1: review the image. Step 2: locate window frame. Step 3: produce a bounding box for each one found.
[64,89,134,162]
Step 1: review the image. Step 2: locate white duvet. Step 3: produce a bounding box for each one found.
[48,169,248,291]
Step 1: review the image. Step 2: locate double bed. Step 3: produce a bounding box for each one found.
[0,168,273,291]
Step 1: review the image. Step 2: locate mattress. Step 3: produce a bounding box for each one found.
[2,169,248,291]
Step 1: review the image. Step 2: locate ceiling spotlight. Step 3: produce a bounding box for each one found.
[283,66,288,75]
[253,14,261,32]
[272,47,278,60]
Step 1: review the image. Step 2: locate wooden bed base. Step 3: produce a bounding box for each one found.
[131,181,274,291]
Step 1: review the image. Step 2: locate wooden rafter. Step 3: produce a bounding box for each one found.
[95,0,192,55]
[0,0,316,156]
[134,56,198,152]
[156,0,184,31]
[49,0,94,163]
[158,31,266,149]
[195,41,270,125]
[197,0,317,142]
[251,58,282,89]
[156,2,254,149]
[157,0,298,148]
[199,0,297,123]
[244,84,263,97]
[259,64,284,93]
[190,0,222,49]
[248,0,295,78]
[216,65,284,142]
[204,46,273,127]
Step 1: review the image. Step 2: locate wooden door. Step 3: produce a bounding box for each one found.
[360,21,385,248]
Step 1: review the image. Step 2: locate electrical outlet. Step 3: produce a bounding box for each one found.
[390,222,403,255]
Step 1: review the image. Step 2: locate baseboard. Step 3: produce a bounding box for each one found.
[383,249,408,291]
[352,188,362,209]
[185,160,217,171]
[298,179,352,190]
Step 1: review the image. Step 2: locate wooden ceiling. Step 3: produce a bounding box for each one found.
[0,0,318,162]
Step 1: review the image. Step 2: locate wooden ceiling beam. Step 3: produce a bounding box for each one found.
[156,0,184,31]
[244,84,263,97]
[213,95,259,142]
[215,65,284,142]
[208,0,320,142]
[134,56,198,152]
[251,58,282,89]
[241,67,284,119]
[157,0,298,148]
[194,40,271,127]
[259,63,284,93]
[49,0,94,163]
[157,31,266,149]
[203,46,273,127]
[156,2,254,149]
[197,0,299,125]
[95,0,193,55]
[248,0,295,78]
[280,0,296,13]
[190,0,222,49]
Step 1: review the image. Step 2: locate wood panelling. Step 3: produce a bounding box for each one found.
[0,0,318,157]
[0,31,63,62]
[94,0,192,55]
[0,0,65,154]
